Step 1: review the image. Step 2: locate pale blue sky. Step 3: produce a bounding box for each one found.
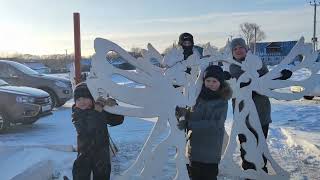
[0,0,315,56]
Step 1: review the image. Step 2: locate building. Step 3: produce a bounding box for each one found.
[253,41,298,65]
[23,61,51,74]
[67,58,92,72]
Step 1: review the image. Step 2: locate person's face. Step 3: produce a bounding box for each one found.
[182,40,193,47]
[204,77,221,91]
[232,45,247,60]
[75,97,93,110]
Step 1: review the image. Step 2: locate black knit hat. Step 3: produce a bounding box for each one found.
[203,65,231,83]
[178,32,194,46]
[74,82,94,101]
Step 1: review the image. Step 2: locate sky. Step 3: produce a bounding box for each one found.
[0,0,316,56]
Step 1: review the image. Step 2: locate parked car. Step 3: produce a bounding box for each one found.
[289,55,320,100]
[0,60,72,108]
[290,85,320,100]
[0,79,52,132]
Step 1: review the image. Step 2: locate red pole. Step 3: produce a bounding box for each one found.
[73,12,81,84]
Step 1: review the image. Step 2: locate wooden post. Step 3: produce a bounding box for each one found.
[73,12,81,84]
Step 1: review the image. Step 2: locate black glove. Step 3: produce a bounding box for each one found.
[175,106,188,118]
[177,119,187,130]
[224,71,231,80]
[280,69,292,80]
[274,69,292,80]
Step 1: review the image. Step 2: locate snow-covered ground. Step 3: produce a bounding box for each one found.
[1,70,320,179]
[0,97,319,180]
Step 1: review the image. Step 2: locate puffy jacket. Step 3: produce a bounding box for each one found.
[186,83,232,163]
[72,106,124,154]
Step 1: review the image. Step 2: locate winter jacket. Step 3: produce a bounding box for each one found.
[229,61,272,126]
[72,106,124,157]
[185,82,232,164]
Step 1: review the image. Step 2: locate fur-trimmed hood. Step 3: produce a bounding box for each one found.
[218,82,233,101]
[197,81,233,102]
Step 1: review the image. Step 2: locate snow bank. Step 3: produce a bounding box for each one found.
[11,160,53,180]
[0,146,76,180]
[281,128,320,162]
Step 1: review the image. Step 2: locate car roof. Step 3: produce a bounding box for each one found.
[0,60,22,66]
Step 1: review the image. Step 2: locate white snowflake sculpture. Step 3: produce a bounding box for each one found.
[220,37,320,180]
[86,38,190,180]
[82,37,319,180]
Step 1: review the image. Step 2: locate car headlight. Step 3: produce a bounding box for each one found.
[55,81,68,88]
[16,96,35,103]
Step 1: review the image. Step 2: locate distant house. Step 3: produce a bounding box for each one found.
[67,59,92,72]
[253,41,298,65]
[23,61,51,74]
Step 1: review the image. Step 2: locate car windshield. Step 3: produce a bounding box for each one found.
[0,79,9,86]
[11,62,39,75]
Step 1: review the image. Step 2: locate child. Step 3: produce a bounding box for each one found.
[72,82,124,180]
[177,65,232,180]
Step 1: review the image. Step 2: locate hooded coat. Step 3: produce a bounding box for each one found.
[185,82,232,164]
[72,106,124,158]
[229,62,272,125]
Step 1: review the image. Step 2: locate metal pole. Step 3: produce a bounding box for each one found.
[314,2,317,51]
[73,13,81,84]
[254,27,257,54]
[310,0,319,52]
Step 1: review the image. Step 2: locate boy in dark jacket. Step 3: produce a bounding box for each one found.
[72,82,124,180]
[177,65,232,180]
[229,38,292,173]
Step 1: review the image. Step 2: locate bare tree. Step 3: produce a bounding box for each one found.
[130,47,143,58]
[240,22,266,45]
[162,42,179,55]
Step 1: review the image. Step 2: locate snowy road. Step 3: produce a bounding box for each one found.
[0,98,319,180]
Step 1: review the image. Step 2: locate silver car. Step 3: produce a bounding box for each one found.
[0,60,72,107]
[0,79,52,132]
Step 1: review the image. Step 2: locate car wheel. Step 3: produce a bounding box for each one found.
[303,96,314,100]
[0,111,10,132]
[42,89,60,108]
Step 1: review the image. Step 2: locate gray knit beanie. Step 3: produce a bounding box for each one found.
[230,38,247,50]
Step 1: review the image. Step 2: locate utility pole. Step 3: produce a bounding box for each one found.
[310,0,320,52]
[227,34,234,44]
[229,34,233,41]
[65,49,68,71]
[254,27,257,54]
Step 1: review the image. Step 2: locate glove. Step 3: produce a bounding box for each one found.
[95,96,107,106]
[273,69,292,80]
[177,118,187,130]
[94,96,117,112]
[175,106,188,118]
[223,71,231,80]
[280,69,292,80]
[105,97,118,107]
